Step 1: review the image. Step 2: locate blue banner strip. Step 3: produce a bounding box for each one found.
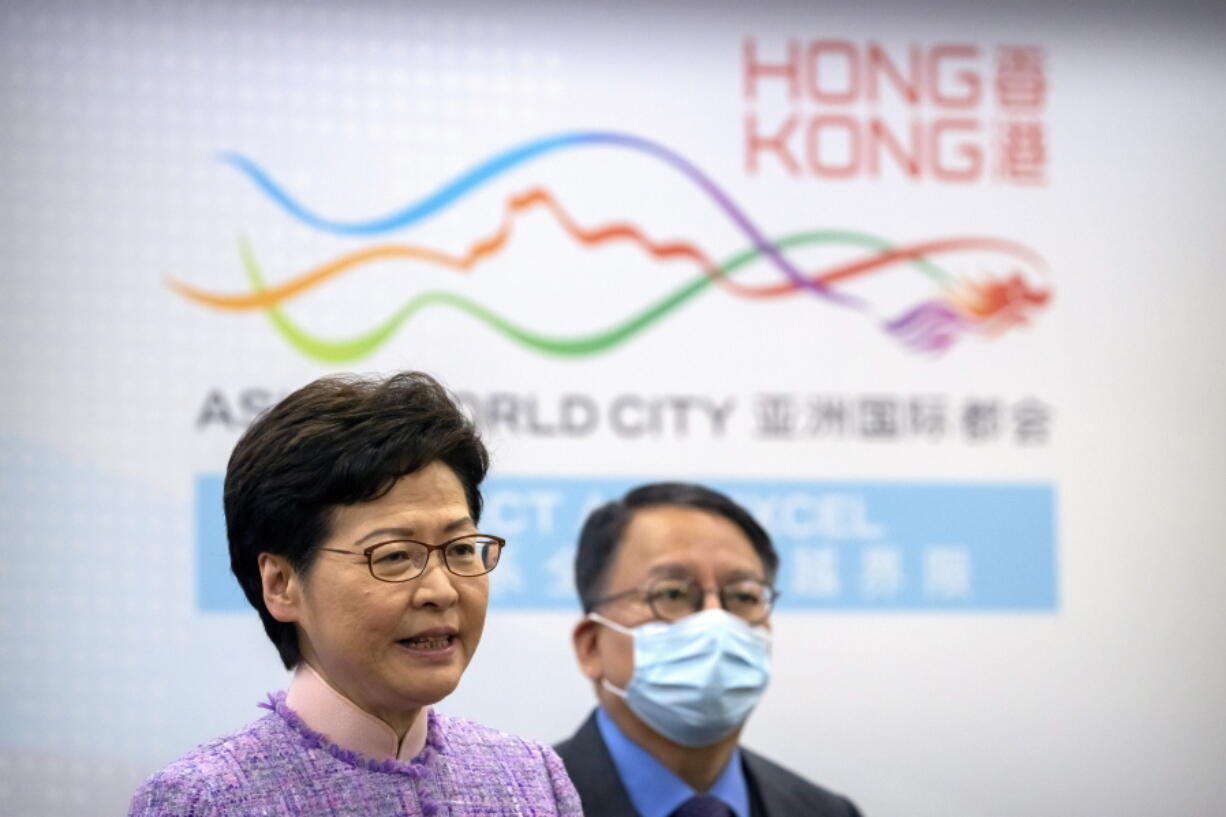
[196,475,1057,612]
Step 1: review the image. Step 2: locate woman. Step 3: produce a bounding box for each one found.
[129,372,581,816]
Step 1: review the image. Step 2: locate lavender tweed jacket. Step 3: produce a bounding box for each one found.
[128,693,583,817]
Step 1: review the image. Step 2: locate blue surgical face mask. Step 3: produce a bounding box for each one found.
[589,607,772,747]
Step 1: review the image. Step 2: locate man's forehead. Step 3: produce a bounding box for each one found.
[606,505,764,577]
[619,503,750,540]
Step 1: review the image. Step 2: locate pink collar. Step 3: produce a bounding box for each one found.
[285,663,429,762]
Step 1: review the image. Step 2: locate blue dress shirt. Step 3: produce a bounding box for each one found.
[595,707,749,817]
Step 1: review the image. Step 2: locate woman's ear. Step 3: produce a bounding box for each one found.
[572,617,603,682]
[259,553,302,623]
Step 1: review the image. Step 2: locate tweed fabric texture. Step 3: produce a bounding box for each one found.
[128,692,582,816]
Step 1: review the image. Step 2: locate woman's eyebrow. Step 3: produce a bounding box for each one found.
[351,516,474,547]
[441,515,476,534]
[351,527,417,547]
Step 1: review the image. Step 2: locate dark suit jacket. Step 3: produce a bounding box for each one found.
[554,711,861,817]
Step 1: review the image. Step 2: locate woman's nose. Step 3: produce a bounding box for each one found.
[412,551,461,607]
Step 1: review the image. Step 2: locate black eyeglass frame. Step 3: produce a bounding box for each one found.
[318,534,506,582]
[587,575,779,624]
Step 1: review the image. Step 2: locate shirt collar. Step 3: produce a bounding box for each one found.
[595,707,749,817]
[285,663,429,763]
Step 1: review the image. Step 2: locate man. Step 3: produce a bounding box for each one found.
[555,482,861,817]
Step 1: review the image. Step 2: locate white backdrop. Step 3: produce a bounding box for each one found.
[3,1,1225,815]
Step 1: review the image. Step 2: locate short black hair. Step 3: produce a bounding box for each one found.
[574,482,778,612]
[224,371,488,669]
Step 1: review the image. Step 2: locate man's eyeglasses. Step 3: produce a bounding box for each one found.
[588,575,778,624]
[319,534,505,582]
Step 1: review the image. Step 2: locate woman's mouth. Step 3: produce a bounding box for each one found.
[398,634,456,651]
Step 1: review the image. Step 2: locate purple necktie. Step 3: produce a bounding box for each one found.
[669,795,733,817]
